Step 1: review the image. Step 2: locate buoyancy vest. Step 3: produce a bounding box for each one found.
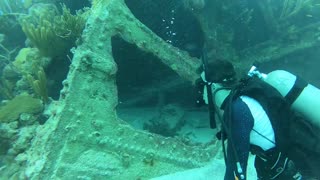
[224,77,292,153]
[223,77,320,177]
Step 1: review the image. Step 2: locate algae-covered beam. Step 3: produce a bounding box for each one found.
[236,22,320,74]
[110,0,201,83]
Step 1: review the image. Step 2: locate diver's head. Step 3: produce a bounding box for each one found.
[198,59,237,86]
[195,59,236,106]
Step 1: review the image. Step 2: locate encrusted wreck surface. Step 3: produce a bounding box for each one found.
[22,0,219,179]
[1,0,318,179]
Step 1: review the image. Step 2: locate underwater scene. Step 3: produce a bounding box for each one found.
[0,0,320,179]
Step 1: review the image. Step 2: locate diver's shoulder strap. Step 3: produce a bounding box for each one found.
[220,78,251,110]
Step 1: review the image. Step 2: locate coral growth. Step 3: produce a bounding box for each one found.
[27,68,49,104]
[1,48,49,101]
[19,4,87,57]
[0,94,43,123]
[0,78,14,99]
[11,48,45,74]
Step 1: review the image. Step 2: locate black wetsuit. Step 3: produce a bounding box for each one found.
[223,97,302,180]
[224,97,254,180]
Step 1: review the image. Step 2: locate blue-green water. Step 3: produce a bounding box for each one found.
[0,0,319,179]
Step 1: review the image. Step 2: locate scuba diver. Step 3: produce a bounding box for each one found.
[195,59,320,180]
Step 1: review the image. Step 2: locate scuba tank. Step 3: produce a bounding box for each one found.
[247,66,320,178]
[259,69,320,178]
[264,70,320,130]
